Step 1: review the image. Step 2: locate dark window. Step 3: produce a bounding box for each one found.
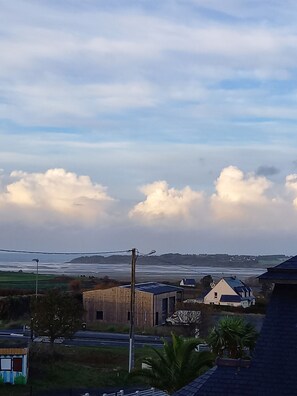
[13,358,22,372]
[214,292,218,298]
[169,296,175,314]
[96,311,103,320]
[176,291,182,302]
[127,311,130,321]
[155,312,159,325]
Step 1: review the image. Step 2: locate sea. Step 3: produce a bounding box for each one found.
[0,253,266,281]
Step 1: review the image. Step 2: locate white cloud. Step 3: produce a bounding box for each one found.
[0,168,114,225]
[210,166,274,222]
[0,81,156,126]
[213,166,271,204]
[285,174,297,208]
[129,180,204,224]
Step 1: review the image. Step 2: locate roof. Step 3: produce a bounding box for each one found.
[174,256,297,396]
[220,295,241,303]
[223,277,248,290]
[181,278,196,286]
[259,255,297,284]
[121,282,183,295]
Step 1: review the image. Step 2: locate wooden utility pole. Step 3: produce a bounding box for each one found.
[129,248,137,372]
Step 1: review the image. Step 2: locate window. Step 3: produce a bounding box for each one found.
[1,358,11,371]
[127,311,130,321]
[155,312,159,325]
[13,358,22,372]
[169,296,175,314]
[214,292,218,298]
[96,310,103,320]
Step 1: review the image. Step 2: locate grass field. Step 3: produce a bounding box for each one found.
[0,271,70,292]
[0,344,153,395]
[0,271,120,295]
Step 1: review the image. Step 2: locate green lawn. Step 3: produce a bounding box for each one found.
[0,271,74,292]
[0,344,152,395]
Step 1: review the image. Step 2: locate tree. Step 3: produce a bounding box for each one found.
[31,290,84,347]
[207,316,258,359]
[260,280,274,299]
[200,275,213,290]
[130,333,213,394]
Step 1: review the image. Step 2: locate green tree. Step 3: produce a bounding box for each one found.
[130,333,213,394]
[31,290,83,347]
[207,316,258,359]
[200,275,213,290]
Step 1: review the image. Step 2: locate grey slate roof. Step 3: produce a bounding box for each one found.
[220,294,242,303]
[181,278,196,286]
[259,255,297,283]
[174,255,297,396]
[121,282,183,295]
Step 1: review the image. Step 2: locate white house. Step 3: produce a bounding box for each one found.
[180,278,196,287]
[203,277,255,308]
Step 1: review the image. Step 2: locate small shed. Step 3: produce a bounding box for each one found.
[180,278,196,287]
[0,340,29,385]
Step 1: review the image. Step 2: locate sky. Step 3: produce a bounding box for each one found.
[1,0,297,255]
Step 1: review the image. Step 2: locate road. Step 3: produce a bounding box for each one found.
[0,329,165,348]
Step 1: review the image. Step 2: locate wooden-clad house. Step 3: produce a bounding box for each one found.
[83,282,183,327]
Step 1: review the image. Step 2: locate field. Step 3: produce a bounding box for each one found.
[0,271,66,292]
[0,344,152,396]
[0,271,119,295]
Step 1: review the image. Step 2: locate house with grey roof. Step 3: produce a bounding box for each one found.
[203,276,255,308]
[174,255,297,396]
[180,278,196,287]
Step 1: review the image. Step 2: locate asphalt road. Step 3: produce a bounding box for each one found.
[0,329,165,348]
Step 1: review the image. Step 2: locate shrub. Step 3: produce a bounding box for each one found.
[14,375,26,385]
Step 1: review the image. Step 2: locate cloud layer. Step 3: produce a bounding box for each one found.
[0,169,113,225]
[0,166,297,253]
[1,1,297,254]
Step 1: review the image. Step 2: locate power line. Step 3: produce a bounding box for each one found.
[0,248,132,255]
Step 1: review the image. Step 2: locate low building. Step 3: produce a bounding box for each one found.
[83,282,183,327]
[203,277,255,308]
[180,278,196,287]
[0,341,28,385]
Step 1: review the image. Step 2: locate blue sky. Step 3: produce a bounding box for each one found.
[1,0,297,255]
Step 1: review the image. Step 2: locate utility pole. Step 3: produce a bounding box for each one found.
[129,248,137,373]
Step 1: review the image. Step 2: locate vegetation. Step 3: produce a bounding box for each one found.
[71,253,288,268]
[207,316,258,359]
[31,290,84,346]
[200,275,213,290]
[0,271,121,295]
[0,295,31,321]
[0,344,153,395]
[0,271,63,293]
[130,333,214,394]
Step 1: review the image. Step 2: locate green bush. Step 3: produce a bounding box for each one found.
[14,375,26,385]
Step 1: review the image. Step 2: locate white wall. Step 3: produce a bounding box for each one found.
[204,279,240,306]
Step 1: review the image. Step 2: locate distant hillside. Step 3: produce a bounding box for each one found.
[69,253,290,268]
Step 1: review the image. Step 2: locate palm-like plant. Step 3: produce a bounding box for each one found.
[207,316,258,359]
[130,333,214,395]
